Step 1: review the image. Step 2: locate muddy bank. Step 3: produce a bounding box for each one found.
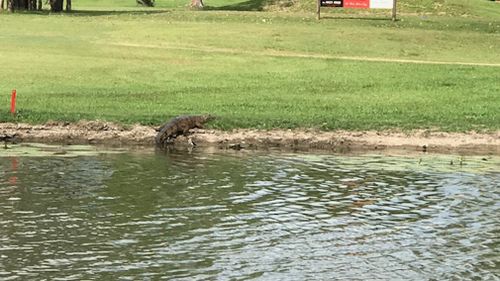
[1,121,499,154]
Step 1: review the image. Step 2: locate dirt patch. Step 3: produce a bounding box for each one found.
[1,121,499,154]
[189,128,500,154]
[1,121,154,144]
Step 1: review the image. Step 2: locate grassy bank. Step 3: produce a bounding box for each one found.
[0,0,499,131]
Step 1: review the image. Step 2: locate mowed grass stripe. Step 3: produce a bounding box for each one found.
[108,42,500,67]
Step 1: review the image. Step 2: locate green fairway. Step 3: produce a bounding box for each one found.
[0,0,499,131]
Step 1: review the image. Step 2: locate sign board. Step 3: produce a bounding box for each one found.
[344,0,369,8]
[317,0,397,20]
[320,0,392,8]
[370,0,393,8]
[320,0,343,7]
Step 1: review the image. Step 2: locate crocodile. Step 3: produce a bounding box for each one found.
[155,115,214,146]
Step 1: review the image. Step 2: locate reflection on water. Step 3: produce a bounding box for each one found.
[0,146,499,280]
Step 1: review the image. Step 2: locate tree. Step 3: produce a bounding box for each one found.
[49,0,63,12]
[136,0,154,7]
[190,0,204,8]
[2,0,72,12]
[7,0,37,11]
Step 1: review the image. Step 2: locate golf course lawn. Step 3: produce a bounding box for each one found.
[0,0,499,132]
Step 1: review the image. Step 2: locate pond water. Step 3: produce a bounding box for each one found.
[0,144,499,280]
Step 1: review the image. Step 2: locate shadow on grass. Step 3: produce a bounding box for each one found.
[319,15,396,21]
[204,0,269,11]
[68,9,170,17]
[3,9,170,17]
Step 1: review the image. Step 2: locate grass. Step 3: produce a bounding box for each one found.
[0,0,499,132]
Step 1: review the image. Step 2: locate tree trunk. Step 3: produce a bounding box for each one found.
[37,0,41,10]
[11,0,27,10]
[136,0,154,7]
[28,0,35,10]
[5,0,40,11]
[190,0,203,8]
[65,0,70,11]
[50,0,63,12]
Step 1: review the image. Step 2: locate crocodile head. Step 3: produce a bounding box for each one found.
[202,114,216,122]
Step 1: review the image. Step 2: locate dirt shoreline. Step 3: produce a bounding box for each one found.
[1,121,499,154]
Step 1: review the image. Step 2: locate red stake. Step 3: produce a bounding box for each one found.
[10,89,16,116]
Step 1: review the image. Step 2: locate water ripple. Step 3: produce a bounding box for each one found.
[0,150,498,280]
